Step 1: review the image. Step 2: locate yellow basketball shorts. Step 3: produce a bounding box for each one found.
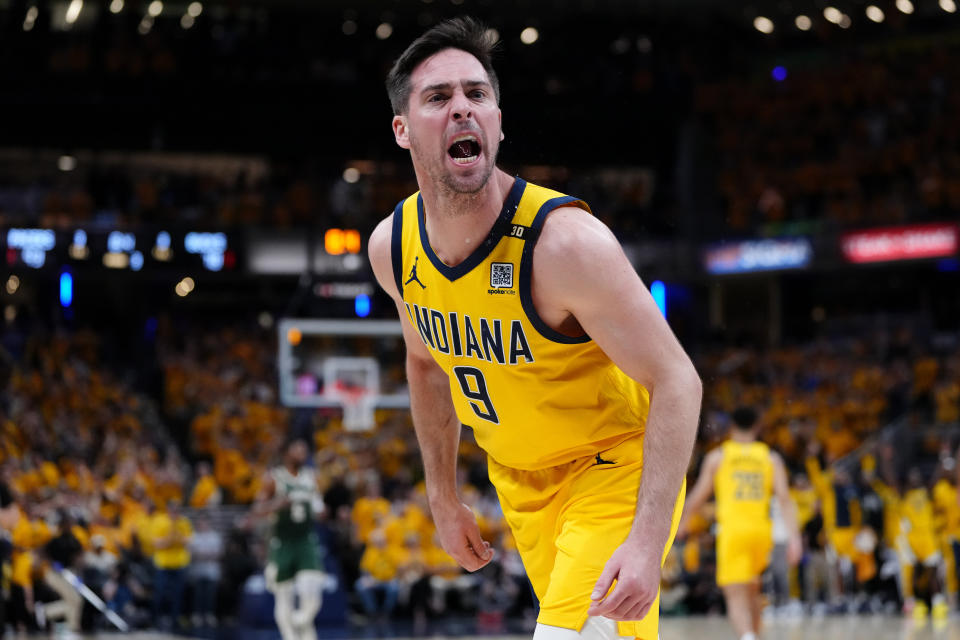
[715,525,773,586]
[488,435,685,640]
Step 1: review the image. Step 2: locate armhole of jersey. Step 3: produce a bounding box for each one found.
[519,196,593,344]
[390,199,405,298]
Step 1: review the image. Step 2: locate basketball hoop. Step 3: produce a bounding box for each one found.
[330,382,376,432]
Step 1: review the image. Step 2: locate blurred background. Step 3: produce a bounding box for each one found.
[1,0,960,637]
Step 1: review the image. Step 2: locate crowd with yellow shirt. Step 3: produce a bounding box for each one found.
[7,321,960,633]
[676,334,960,621]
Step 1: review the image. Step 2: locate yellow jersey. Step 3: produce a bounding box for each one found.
[902,487,935,535]
[392,178,649,470]
[714,440,773,531]
[933,479,960,540]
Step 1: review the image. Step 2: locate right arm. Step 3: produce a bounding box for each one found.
[771,451,802,565]
[367,216,492,572]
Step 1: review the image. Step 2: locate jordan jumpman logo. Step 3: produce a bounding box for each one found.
[405,256,426,289]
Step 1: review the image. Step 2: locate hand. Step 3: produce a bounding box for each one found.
[786,534,802,566]
[432,501,493,572]
[588,539,661,621]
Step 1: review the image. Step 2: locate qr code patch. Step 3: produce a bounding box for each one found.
[490,262,514,289]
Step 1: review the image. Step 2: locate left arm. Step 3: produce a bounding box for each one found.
[533,207,702,620]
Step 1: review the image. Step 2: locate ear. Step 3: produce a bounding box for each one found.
[499,110,505,141]
[393,115,411,150]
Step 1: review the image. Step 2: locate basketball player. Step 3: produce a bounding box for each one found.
[367,17,702,640]
[897,467,948,621]
[253,440,325,640]
[677,407,801,640]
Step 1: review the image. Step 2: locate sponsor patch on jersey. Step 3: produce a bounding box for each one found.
[489,262,514,294]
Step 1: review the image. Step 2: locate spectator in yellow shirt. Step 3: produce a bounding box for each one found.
[188,462,222,509]
[149,500,193,631]
[356,529,401,622]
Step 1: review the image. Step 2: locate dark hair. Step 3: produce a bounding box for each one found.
[386,17,500,115]
[731,406,758,430]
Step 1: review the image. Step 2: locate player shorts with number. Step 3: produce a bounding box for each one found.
[715,525,773,586]
[268,533,322,584]
[490,435,685,639]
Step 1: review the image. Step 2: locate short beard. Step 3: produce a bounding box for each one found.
[438,160,496,196]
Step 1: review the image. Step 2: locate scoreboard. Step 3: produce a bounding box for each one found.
[4,227,238,273]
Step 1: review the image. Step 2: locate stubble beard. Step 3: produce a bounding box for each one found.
[411,130,498,203]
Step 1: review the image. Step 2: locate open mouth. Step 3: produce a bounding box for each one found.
[447,134,482,165]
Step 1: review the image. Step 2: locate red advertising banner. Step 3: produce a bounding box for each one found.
[841,223,959,263]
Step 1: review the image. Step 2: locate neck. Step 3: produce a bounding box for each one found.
[417,168,514,266]
[730,431,755,443]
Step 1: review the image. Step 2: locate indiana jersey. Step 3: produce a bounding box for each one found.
[715,440,774,531]
[391,178,650,470]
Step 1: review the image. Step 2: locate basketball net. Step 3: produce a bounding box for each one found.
[331,382,376,432]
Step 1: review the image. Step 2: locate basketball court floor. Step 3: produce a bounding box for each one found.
[21,615,960,640]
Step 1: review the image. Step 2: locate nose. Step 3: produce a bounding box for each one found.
[451,90,472,121]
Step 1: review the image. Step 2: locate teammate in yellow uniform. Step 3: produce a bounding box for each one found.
[898,468,948,621]
[678,407,801,640]
[931,467,960,609]
[368,18,702,640]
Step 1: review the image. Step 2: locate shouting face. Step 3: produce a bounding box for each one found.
[394,48,502,196]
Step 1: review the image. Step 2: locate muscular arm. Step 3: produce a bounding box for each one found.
[536,208,702,555]
[368,216,492,571]
[533,208,701,620]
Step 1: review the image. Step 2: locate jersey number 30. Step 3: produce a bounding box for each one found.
[453,366,500,424]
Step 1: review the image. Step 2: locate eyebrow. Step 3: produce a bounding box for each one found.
[420,79,491,95]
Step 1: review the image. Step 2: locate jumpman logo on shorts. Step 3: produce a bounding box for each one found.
[405,256,426,289]
[594,453,616,466]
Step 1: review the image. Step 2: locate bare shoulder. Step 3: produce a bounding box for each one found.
[705,446,725,466]
[533,206,627,294]
[367,214,398,299]
[536,206,619,261]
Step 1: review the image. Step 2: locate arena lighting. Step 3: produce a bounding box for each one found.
[23,6,38,31]
[59,271,73,308]
[753,16,774,34]
[5,275,19,295]
[65,0,82,25]
[69,229,89,260]
[342,20,357,35]
[824,7,842,23]
[343,167,360,183]
[866,6,885,22]
[147,0,162,17]
[109,0,123,13]
[354,294,371,318]
[650,281,666,318]
[772,66,787,81]
[485,28,499,42]
[795,15,812,30]
[4,306,16,324]
[376,22,393,39]
[187,1,202,17]
[838,13,852,28]
[180,14,194,28]
[941,0,958,13]
[896,0,914,14]
[58,155,77,172]
[138,17,153,34]
[175,276,195,297]
[129,251,144,271]
[520,27,539,44]
[8,228,55,269]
